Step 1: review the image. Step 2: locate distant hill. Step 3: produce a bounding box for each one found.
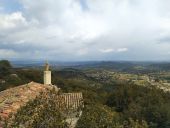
[7,60,170,73]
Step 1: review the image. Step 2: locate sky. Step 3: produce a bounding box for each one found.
[0,0,170,61]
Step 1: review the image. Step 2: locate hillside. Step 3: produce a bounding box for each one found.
[0,60,170,128]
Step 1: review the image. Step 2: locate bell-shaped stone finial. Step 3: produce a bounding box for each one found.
[45,61,49,71]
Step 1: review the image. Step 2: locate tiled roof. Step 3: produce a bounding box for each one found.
[0,82,83,126]
[0,82,56,120]
[59,93,83,110]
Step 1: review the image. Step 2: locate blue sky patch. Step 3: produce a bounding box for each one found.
[0,0,22,13]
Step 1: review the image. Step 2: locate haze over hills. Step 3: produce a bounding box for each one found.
[10,60,170,72]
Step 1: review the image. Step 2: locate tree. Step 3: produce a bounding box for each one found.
[0,60,12,78]
[76,104,121,128]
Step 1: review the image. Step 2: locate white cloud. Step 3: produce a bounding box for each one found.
[0,0,170,60]
[99,48,128,53]
[0,49,18,57]
[99,48,115,53]
[117,48,128,52]
[0,12,27,30]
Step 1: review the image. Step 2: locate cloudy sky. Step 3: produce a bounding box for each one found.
[0,0,170,61]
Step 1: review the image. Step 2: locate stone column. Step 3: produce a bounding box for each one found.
[44,71,51,85]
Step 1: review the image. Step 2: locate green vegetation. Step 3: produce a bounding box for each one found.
[107,84,170,128]
[0,60,170,128]
[0,60,12,78]
[76,104,148,128]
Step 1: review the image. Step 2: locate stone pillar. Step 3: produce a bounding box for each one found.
[44,70,51,85]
